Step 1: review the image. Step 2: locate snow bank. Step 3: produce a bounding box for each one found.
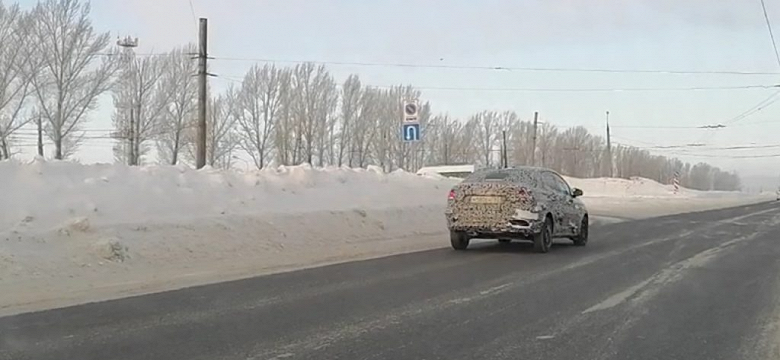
[566,175,734,199]
[0,160,771,315]
[0,159,455,232]
[565,175,770,219]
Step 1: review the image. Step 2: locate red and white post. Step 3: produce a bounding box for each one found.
[673,171,680,194]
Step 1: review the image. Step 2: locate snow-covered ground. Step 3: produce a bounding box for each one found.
[0,160,772,315]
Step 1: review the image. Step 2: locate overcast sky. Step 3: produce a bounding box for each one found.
[13,0,780,179]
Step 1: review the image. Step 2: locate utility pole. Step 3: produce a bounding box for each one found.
[36,113,44,157]
[531,111,538,166]
[502,130,508,168]
[606,111,613,177]
[117,35,139,165]
[196,18,209,169]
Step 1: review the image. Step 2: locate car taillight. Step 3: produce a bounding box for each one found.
[448,189,456,200]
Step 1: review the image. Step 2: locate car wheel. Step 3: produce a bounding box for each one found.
[450,231,470,250]
[533,217,553,253]
[498,239,511,244]
[572,216,588,246]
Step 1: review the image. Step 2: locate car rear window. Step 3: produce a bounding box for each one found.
[463,169,538,186]
[484,171,511,180]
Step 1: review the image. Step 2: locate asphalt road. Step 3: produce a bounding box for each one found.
[2,202,780,360]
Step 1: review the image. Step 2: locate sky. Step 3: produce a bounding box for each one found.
[12,0,780,183]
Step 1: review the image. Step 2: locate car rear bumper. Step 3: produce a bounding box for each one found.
[445,215,543,236]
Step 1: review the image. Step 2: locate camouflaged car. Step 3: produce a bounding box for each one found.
[445,166,588,253]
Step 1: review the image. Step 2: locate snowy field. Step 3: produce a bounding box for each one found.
[0,159,773,315]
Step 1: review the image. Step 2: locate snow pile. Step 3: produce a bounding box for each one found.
[565,176,734,199]
[0,160,456,232]
[0,160,771,315]
[564,175,769,220]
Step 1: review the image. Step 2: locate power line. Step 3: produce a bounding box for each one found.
[667,152,780,159]
[214,76,778,93]
[724,90,780,124]
[612,141,780,158]
[210,56,780,76]
[97,52,177,57]
[611,124,727,129]
[645,144,780,150]
[613,132,780,149]
[14,128,116,133]
[731,119,780,127]
[188,0,198,21]
[691,89,780,145]
[760,0,780,68]
[362,84,778,93]
[612,120,780,129]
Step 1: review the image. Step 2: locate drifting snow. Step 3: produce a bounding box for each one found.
[0,160,771,315]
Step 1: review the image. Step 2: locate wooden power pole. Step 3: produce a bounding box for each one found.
[196,18,208,169]
[531,111,538,166]
[36,114,44,157]
[502,130,508,168]
[606,111,613,177]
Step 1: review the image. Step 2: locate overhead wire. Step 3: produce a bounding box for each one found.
[208,56,780,76]
[687,90,780,147]
[188,0,198,22]
[213,76,778,93]
[612,142,780,159]
[760,0,780,68]
[682,2,780,149]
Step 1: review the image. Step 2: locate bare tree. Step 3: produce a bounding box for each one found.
[29,0,118,159]
[274,93,296,166]
[348,87,379,167]
[288,63,337,166]
[424,114,474,166]
[369,88,395,171]
[235,64,290,169]
[317,86,339,167]
[338,75,361,166]
[0,2,37,159]
[112,49,167,165]
[156,44,198,165]
[207,93,239,168]
[534,122,558,168]
[470,111,498,167]
[183,91,238,169]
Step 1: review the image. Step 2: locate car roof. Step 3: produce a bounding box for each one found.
[464,166,553,184]
[416,164,475,175]
[476,166,551,174]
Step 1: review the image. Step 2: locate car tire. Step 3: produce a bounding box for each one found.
[533,217,553,253]
[572,216,588,246]
[450,231,470,250]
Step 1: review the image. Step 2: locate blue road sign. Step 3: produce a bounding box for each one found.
[403,123,421,142]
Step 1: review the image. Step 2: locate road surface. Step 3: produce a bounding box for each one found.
[2,202,780,360]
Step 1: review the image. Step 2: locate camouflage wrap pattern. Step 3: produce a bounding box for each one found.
[445,167,587,238]
[446,178,542,235]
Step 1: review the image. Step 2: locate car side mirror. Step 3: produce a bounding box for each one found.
[572,188,583,197]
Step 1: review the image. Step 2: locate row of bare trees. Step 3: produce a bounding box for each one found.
[0,0,118,160]
[0,0,742,191]
[415,112,740,191]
